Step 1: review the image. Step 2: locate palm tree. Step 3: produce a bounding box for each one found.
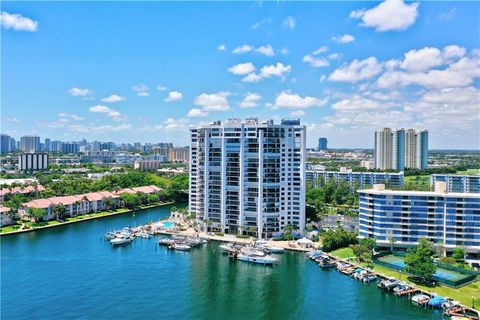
[50,203,66,221]
[205,219,213,232]
[248,225,257,237]
[283,224,296,241]
[81,196,89,215]
[32,182,40,197]
[389,237,397,253]
[103,197,116,211]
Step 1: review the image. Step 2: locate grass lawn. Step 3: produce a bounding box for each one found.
[404,175,430,183]
[0,224,22,233]
[371,264,480,309]
[330,247,355,259]
[456,169,480,175]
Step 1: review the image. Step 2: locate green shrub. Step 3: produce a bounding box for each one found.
[236,234,250,238]
[214,232,224,236]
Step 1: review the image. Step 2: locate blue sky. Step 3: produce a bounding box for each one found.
[1,1,479,149]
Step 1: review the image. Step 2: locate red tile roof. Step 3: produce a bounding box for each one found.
[0,185,45,196]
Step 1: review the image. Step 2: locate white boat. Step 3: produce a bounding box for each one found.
[237,253,278,265]
[136,232,151,239]
[220,243,239,254]
[411,294,431,305]
[173,244,191,251]
[159,238,175,246]
[110,236,133,246]
[258,244,285,253]
[241,247,267,257]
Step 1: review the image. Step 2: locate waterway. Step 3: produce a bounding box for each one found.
[1,204,442,319]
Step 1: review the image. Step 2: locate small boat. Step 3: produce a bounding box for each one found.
[173,244,191,251]
[392,283,409,295]
[159,238,175,246]
[339,266,355,275]
[377,278,400,290]
[428,296,446,309]
[136,231,151,239]
[442,298,461,309]
[220,243,243,254]
[362,274,378,283]
[318,256,336,268]
[307,250,323,260]
[110,236,133,246]
[237,253,278,265]
[411,294,431,305]
[262,244,285,253]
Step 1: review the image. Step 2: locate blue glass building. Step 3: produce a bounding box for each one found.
[431,174,480,193]
[358,183,480,254]
[306,170,404,189]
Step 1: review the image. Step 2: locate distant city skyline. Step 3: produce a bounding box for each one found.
[2,1,479,149]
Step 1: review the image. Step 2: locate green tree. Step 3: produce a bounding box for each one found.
[452,248,466,264]
[121,193,139,209]
[404,238,437,283]
[103,197,117,211]
[389,237,397,252]
[205,219,213,232]
[50,203,67,221]
[27,207,46,223]
[321,227,358,252]
[248,225,258,237]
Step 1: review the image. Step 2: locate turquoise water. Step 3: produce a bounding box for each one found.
[163,221,175,228]
[1,204,441,319]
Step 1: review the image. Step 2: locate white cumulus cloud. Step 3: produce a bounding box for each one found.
[132,83,150,96]
[401,47,443,72]
[218,44,226,51]
[101,94,125,103]
[232,45,253,54]
[0,11,38,31]
[68,87,94,97]
[350,0,419,32]
[303,55,330,68]
[273,91,328,109]
[164,91,183,102]
[89,105,126,121]
[187,108,208,117]
[227,62,256,75]
[256,45,275,57]
[329,57,382,82]
[332,34,355,43]
[239,93,261,108]
[241,63,291,82]
[194,91,231,112]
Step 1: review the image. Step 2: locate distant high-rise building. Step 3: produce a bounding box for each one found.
[189,118,306,238]
[62,142,80,154]
[374,128,428,170]
[318,137,328,151]
[18,153,49,171]
[50,141,64,152]
[20,135,40,153]
[1,134,12,154]
[168,147,190,162]
[45,138,51,152]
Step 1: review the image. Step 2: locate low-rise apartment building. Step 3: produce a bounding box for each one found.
[358,182,480,254]
[430,174,480,193]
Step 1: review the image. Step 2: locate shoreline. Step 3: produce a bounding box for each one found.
[0,201,175,237]
[324,252,480,313]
